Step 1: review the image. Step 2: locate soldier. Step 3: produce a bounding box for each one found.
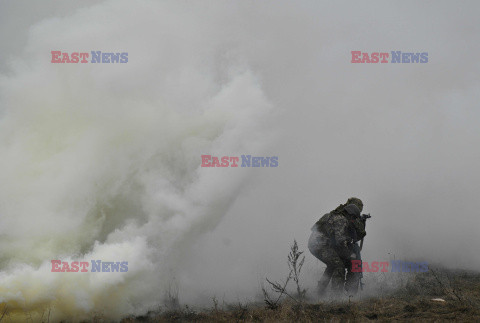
[308,197,366,296]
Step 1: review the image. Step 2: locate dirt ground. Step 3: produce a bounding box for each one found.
[121,268,480,322]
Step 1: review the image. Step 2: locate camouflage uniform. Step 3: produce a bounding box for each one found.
[308,197,366,295]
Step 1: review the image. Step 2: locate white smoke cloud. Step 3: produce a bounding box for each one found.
[0,0,479,320]
[0,0,273,320]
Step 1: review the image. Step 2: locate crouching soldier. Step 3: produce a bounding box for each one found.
[308,197,366,296]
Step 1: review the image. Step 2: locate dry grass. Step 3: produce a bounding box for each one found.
[3,268,477,322]
[121,268,480,322]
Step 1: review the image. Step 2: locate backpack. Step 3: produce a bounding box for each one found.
[313,212,335,237]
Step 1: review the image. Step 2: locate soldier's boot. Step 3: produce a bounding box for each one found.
[345,257,362,295]
[345,271,361,295]
[317,267,333,297]
[330,267,346,298]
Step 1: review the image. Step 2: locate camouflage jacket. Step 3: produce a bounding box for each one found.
[313,208,366,258]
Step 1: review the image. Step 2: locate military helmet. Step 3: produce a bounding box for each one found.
[346,197,363,212]
[344,204,361,217]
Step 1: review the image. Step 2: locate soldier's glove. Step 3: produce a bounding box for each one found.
[350,253,357,259]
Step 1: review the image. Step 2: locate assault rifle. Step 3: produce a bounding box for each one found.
[360,213,371,222]
[358,213,371,291]
[359,213,371,251]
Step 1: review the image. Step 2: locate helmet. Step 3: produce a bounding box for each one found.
[344,204,361,217]
[346,197,363,212]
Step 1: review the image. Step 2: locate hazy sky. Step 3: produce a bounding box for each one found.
[0,0,479,319]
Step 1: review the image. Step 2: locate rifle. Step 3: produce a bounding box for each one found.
[359,213,371,251]
[358,213,371,291]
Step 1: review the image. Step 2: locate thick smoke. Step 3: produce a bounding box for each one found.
[0,1,274,320]
[0,0,479,320]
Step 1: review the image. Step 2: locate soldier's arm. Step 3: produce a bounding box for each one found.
[353,219,366,242]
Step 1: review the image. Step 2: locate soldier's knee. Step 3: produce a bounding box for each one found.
[332,258,345,268]
[332,265,345,277]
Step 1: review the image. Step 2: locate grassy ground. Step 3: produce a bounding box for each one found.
[121,268,480,322]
